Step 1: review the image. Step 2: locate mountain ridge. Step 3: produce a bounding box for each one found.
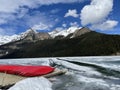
[0,27,89,45]
[1,27,120,58]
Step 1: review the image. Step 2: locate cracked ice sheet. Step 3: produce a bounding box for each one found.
[54,72,120,90]
[0,57,120,90]
[53,58,102,76]
[0,58,50,66]
[59,57,120,72]
[52,72,120,90]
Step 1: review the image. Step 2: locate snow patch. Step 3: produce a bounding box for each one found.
[9,77,52,90]
[49,27,81,38]
[0,29,36,45]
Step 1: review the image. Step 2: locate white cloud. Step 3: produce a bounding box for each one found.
[0,0,83,13]
[0,13,16,24]
[70,22,79,27]
[0,0,85,35]
[0,18,7,24]
[91,20,118,30]
[0,10,56,35]
[80,0,113,26]
[36,0,83,5]
[0,0,84,25]
[0,0,20,13]
[62,23,67,27]
[80,0,118,31]
[0,28,16,35]
[54,18,59,22]
[17,8,29,18]
[32,22,53,30]
[0,0,41,13]
[64,9,79,18]
[55,27,65,31]
[23,12,55,29]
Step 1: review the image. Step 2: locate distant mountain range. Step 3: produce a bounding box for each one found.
[0,27,87,45]
[0,27,120,58]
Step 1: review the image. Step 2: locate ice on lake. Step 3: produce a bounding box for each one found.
[0,56,120,90]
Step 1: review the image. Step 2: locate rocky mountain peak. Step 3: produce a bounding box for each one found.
[72,27,92,37]
[23,29,51,41]
[0,27,92,46]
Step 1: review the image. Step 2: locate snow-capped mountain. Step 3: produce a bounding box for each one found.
[2,27,120,58]
[49,27,81,38]
[0,29,36,45]
[23,29,51,41]
[0,35,19,45]
[0,27,91,46]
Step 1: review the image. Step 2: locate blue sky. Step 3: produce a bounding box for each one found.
[0,0,119,35]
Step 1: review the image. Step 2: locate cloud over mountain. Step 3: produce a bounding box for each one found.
[0,0,83,13]
[0,0,119,35]
[80,0,113,25]
[80,0,119,30]
[64,9,79,18]
[91,20,118,30]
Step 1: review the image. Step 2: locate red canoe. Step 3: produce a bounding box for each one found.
[0,65,55,77]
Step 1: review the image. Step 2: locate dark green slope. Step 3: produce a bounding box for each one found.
[1,31,120,58]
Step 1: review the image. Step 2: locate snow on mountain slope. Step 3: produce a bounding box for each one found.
[0,35,19,45]
[0,27,81,45]
[0,29,36,45]
[49,27,81,38]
